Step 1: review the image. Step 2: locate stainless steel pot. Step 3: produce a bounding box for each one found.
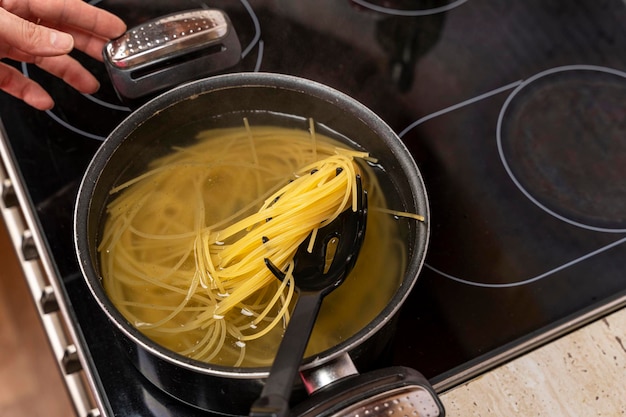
[74,72,431,415]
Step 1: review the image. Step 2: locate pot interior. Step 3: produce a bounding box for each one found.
[79,73,429,376]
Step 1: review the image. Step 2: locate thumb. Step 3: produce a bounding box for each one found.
[0,8,74,56]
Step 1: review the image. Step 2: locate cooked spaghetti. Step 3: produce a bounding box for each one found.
[99,120,408,367]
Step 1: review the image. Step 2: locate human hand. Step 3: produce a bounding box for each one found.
[0,0,126,110]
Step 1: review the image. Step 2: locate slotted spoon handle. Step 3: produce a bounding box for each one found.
[249,290,323,417]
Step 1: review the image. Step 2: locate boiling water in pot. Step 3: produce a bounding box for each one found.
[96,114,420,368]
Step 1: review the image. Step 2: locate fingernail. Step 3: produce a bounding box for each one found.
[50,31,74,51]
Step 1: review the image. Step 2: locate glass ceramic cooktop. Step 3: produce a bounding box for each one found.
[1,0,625,415]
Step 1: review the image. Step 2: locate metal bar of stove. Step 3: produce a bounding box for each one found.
[0,124,102,417]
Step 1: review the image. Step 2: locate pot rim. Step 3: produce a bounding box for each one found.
[73,72,430,379]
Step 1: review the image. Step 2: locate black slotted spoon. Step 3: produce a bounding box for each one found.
[249,175,368,417]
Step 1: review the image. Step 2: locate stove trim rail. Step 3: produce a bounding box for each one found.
[0,121,103,417]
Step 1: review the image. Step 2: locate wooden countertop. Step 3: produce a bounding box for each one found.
[440,307,626,416]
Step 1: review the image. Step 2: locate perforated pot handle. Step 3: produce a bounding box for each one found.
[103,9,241,101]
[295,356,445,417]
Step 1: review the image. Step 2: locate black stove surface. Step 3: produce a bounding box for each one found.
[1,0,626,416]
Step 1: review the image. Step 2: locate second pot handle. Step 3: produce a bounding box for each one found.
[297,353,445,417]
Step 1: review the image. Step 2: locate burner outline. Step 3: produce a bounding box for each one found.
[238,0,262,60]
[21,62,119,141]
[425,235,626,288]
[400,65,626,288]
[496,64,626,234]
[351,0,469,16]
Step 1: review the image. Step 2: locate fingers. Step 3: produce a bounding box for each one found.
[0,54,100,110]
[2,0,126,40]
[54,24,109,62]
[0,7,74,57]
[1,0,126,61]
[0,61,54,110]
[36,53,100,94]
[51,0,127,61]
[0,0,128,110]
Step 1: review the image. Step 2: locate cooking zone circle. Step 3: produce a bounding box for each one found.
[497,65,626,233]
[351,0,469,16]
